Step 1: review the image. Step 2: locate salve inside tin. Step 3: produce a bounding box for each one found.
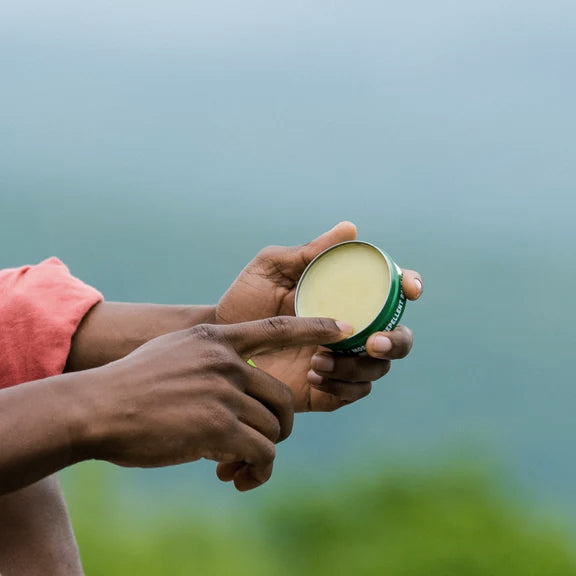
[295,241,406,354]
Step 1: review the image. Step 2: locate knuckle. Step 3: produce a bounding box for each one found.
[260,316,297,342]
[268,384,294,442]
[277,421,294,443]
[257,245,283,260]
[258,441,276,465]
[191,323,219,342]
[266,418,282,443]
[201,347,241,375]
[275,383,295,415]
[264,315,291,333]
[254,246,285,269]
[205,405,237,438]
[276,382,294,407]
[216,356,244,377]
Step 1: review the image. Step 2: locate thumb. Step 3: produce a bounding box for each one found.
[250,222,357,283]
[222,316,354,358]
[300,221,358,263]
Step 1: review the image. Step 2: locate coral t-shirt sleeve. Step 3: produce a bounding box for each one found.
[0,257,103,389]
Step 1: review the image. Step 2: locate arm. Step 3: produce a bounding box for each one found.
[0,476,84,576]
[67,223,423,414]
[0,258,104,576]
[0,316,352,496]
[65,302,216,371]
[0,369,97,495]
[58,221,422,417]
[0,261,307,576]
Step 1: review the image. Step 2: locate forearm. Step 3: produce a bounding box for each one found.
[66,302,216,372]
[0,475,84,575]
[0,371,96,495]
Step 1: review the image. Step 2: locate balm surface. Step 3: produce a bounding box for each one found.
[296,243,390,335]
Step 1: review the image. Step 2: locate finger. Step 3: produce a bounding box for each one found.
[199,354,293,443]
[300,221,358,264]
[307,371,373,402]
[233,461,274,492]
[216,460,243,482]
[218,460,275,492]
[222,316,354,358]
[311,352,392,383]
[240,367,294,442]
[236,391,285,443]
[365,325,414,360]
[219,424,276,491]
[217,460,273,491]
[401,269,423,300]
[253,222,358,286]
[213,423,276,491]
[308,387,363,413]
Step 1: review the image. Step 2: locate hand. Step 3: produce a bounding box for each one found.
[216,222,423,412]
[77,316,350,491]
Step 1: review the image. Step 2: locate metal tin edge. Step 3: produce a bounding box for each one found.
[295,241,406,355]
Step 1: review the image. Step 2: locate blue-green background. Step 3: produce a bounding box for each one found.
[1,1,576,569]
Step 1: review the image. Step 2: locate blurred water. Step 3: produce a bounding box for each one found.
[1,0,575,518]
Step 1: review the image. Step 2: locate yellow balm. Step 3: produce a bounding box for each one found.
[296,243,390,334]
[295,241,405,354]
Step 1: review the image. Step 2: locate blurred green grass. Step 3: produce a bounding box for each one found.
[64,462,576,575]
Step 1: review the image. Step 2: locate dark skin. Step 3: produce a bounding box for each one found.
[0,317,352,576]
[0,316,353,495]
[0,222,423,575]
[67,222,422,414]
[215,221,421,413]
[0,477,84,576]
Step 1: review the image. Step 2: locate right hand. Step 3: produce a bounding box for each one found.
[76,316,351,491]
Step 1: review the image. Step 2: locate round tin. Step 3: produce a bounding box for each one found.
[295,241,406,354]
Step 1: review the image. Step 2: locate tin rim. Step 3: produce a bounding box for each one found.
[295,241,405,354]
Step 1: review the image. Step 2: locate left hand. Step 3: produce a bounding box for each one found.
[216,222,423,413]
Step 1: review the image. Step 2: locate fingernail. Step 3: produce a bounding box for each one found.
[414,278,423,296]
[373,335,392,355]
[307,370,323,386]
[335,321,355,336]
[311,354,335,373]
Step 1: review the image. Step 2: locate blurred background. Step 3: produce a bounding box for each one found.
[1,0,576,573]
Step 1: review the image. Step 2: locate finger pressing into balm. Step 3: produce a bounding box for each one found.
[295,241,406,355]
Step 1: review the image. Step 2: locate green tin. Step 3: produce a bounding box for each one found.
[295,241,406,355]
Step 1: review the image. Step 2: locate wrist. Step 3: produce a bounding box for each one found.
[59,367,111,466]
[182,304,216,326]
[67,303,218,372]
[0,370,102,494]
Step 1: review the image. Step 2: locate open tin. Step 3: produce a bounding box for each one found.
[295,241,406,354]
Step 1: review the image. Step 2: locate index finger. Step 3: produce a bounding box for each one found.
[221,316,354,358]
